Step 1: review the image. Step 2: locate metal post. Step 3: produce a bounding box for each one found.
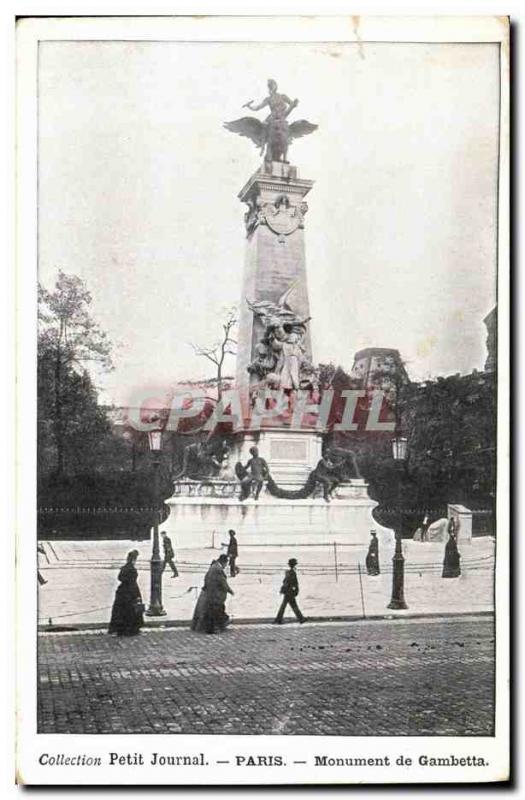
[333,541,338,582]
[146,455,166,616]
[387,471,408,609]
[357,562,366,618]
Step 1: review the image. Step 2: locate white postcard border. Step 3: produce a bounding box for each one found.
[15,13,510,786]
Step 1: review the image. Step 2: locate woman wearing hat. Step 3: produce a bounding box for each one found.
[274,558,306,624]
[365,530,380,576]
[108,550,144,637]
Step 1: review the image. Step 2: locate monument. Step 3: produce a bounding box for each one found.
[164,81,393,548]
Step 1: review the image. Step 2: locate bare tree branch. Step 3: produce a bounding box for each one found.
[189,306,238,400]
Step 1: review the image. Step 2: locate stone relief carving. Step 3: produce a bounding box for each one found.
[244,195,265,235]
[245,283,316,394]
[244,192,308,239]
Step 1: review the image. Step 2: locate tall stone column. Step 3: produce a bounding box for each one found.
[236,161,314,409]
[234,161,322,483]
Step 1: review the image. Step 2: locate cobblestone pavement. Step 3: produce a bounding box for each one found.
[38,616,494,736]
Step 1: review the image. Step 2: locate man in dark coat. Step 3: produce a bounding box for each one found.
[226,529,239,577]
[160,531,178,578]
[274,558,306,624]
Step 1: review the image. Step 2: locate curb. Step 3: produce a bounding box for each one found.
[38,609,494,634]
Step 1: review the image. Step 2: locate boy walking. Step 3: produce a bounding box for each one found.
[274,558,306,624]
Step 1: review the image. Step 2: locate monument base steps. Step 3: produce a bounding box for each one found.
[163,480,394,549]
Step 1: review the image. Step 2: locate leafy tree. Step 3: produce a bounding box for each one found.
[329,363,496,536]
[38,466,174,540]
[38,271,113,476]
[400,372,496,518]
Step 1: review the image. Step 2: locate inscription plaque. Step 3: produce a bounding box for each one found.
[270,439,308,462]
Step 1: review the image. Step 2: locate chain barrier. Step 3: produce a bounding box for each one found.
[38,552,493,575]
[38,586,199,624]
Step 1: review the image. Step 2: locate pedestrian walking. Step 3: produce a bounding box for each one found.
[108,550,145,636]
[442,526,461,578]
[191,555,234,634]
[191,560,214,632]
[226,529,239,577]
[274,558,306,624]
[365,530,380,575]
[207,554,234,633]
[160,531,178,577]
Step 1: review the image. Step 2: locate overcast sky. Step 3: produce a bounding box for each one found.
[38,40,499,405]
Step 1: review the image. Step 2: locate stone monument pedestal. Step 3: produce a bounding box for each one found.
[164,478,393,550]
[231,426,323,484]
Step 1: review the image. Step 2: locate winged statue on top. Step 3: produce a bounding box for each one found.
[224,79,318,164]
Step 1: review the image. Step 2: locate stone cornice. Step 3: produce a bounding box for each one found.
[238,171,314,203]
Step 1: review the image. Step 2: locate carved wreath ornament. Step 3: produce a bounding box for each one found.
[245,194,308,240]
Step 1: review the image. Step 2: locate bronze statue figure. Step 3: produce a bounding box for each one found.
[325,446,363,481]
[312,455,339,503]
[173,439,230,481]
[311,448,363,502]
[224,79,317,163]
[235,446,270,501]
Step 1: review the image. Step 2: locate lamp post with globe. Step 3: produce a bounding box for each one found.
[387,435,409,610]
[145,423,166,617]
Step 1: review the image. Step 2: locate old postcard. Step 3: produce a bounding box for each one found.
[16,14,510,785]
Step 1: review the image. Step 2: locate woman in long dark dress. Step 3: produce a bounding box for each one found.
[191,555,233,633]
[191,584,209,632]
[191,559,214,632]
[442,531,461,578]
[365,530,380,576]
[108,550,144,636]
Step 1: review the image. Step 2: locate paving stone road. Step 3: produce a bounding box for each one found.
[38,616,494,737]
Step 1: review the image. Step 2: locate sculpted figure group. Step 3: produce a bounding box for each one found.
[246,283,315,401]
[174,439,230,480]
[234,445,361,502]
[224,79,317,164]
[171,433,361,503]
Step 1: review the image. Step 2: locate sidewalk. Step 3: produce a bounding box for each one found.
[37,537,495,629]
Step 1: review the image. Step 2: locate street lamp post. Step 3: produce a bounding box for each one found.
[145,426,166,617]
[388,435,408,610]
